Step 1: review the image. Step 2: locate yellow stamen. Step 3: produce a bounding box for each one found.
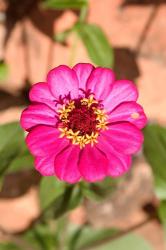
[94,109,108,122]
[58,96,108,148]
[59,127,68,138]
[66,130,80,144]
[67,101,75,110]
[96,122,108,130]
[76,136,88,149]
[81,95,98,108]
[58,101,75,122]
[86,132,99,147]
[58,105,70,114]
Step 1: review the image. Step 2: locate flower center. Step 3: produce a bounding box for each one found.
[58,95,108,148]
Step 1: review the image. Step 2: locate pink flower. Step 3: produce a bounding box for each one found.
[20,63,147,184]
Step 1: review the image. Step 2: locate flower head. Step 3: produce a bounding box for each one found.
[20,63,147,183]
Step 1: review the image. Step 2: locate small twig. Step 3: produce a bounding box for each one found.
[135,3,159,56]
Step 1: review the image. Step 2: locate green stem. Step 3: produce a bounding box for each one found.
[79,5,88,23]
[68,32,79,67]
[68,4,88,66]
[56,215,69,250]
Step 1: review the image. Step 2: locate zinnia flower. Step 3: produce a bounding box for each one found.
[20,63,147,183]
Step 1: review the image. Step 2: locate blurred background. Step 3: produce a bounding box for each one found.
[0,0,166,250]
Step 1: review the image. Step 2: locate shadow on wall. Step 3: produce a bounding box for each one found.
[3,0,80,85]
[0,170,41,198]
[113,48,140,81]
[6,0,56,43]
[0,87,29,111]
[5,0,79,44]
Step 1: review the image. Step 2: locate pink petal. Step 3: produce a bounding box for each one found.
[29,82,55,109]
[26,125,69,156]
[97,136,132,177]
[35,155,55,176]
[107,153,131,177]
[78,145,108,182]
[102,122,143,155]
[47,65,79,99]
[54,145,81,184]
[73,63,94,90]
[108,101,147,129]
[103,80,138,112]
[20,103,57,131]
[87,67,115,100]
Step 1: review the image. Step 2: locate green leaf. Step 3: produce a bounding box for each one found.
[54,29,72,43]
[0,243,21,250]
[0,122,29,176]
[155,177,166,200]
[8,152,34,173]
[68,226,118,250]
[158,200,166,240]
[75,23,114,68]
[158,200,166,224]
[0,175,5,191]
[143,124,166,199]
[90,233,153,250]
[40,176,66,211]
[42,184,83,220]
[8,146,34,173]
[40,180,82,220]
[0,62,8,81]
[80,178,118,201]
[67,184,83,210]
[24,223,58,250]
[42,0,87,9]
[0,122,23,154]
